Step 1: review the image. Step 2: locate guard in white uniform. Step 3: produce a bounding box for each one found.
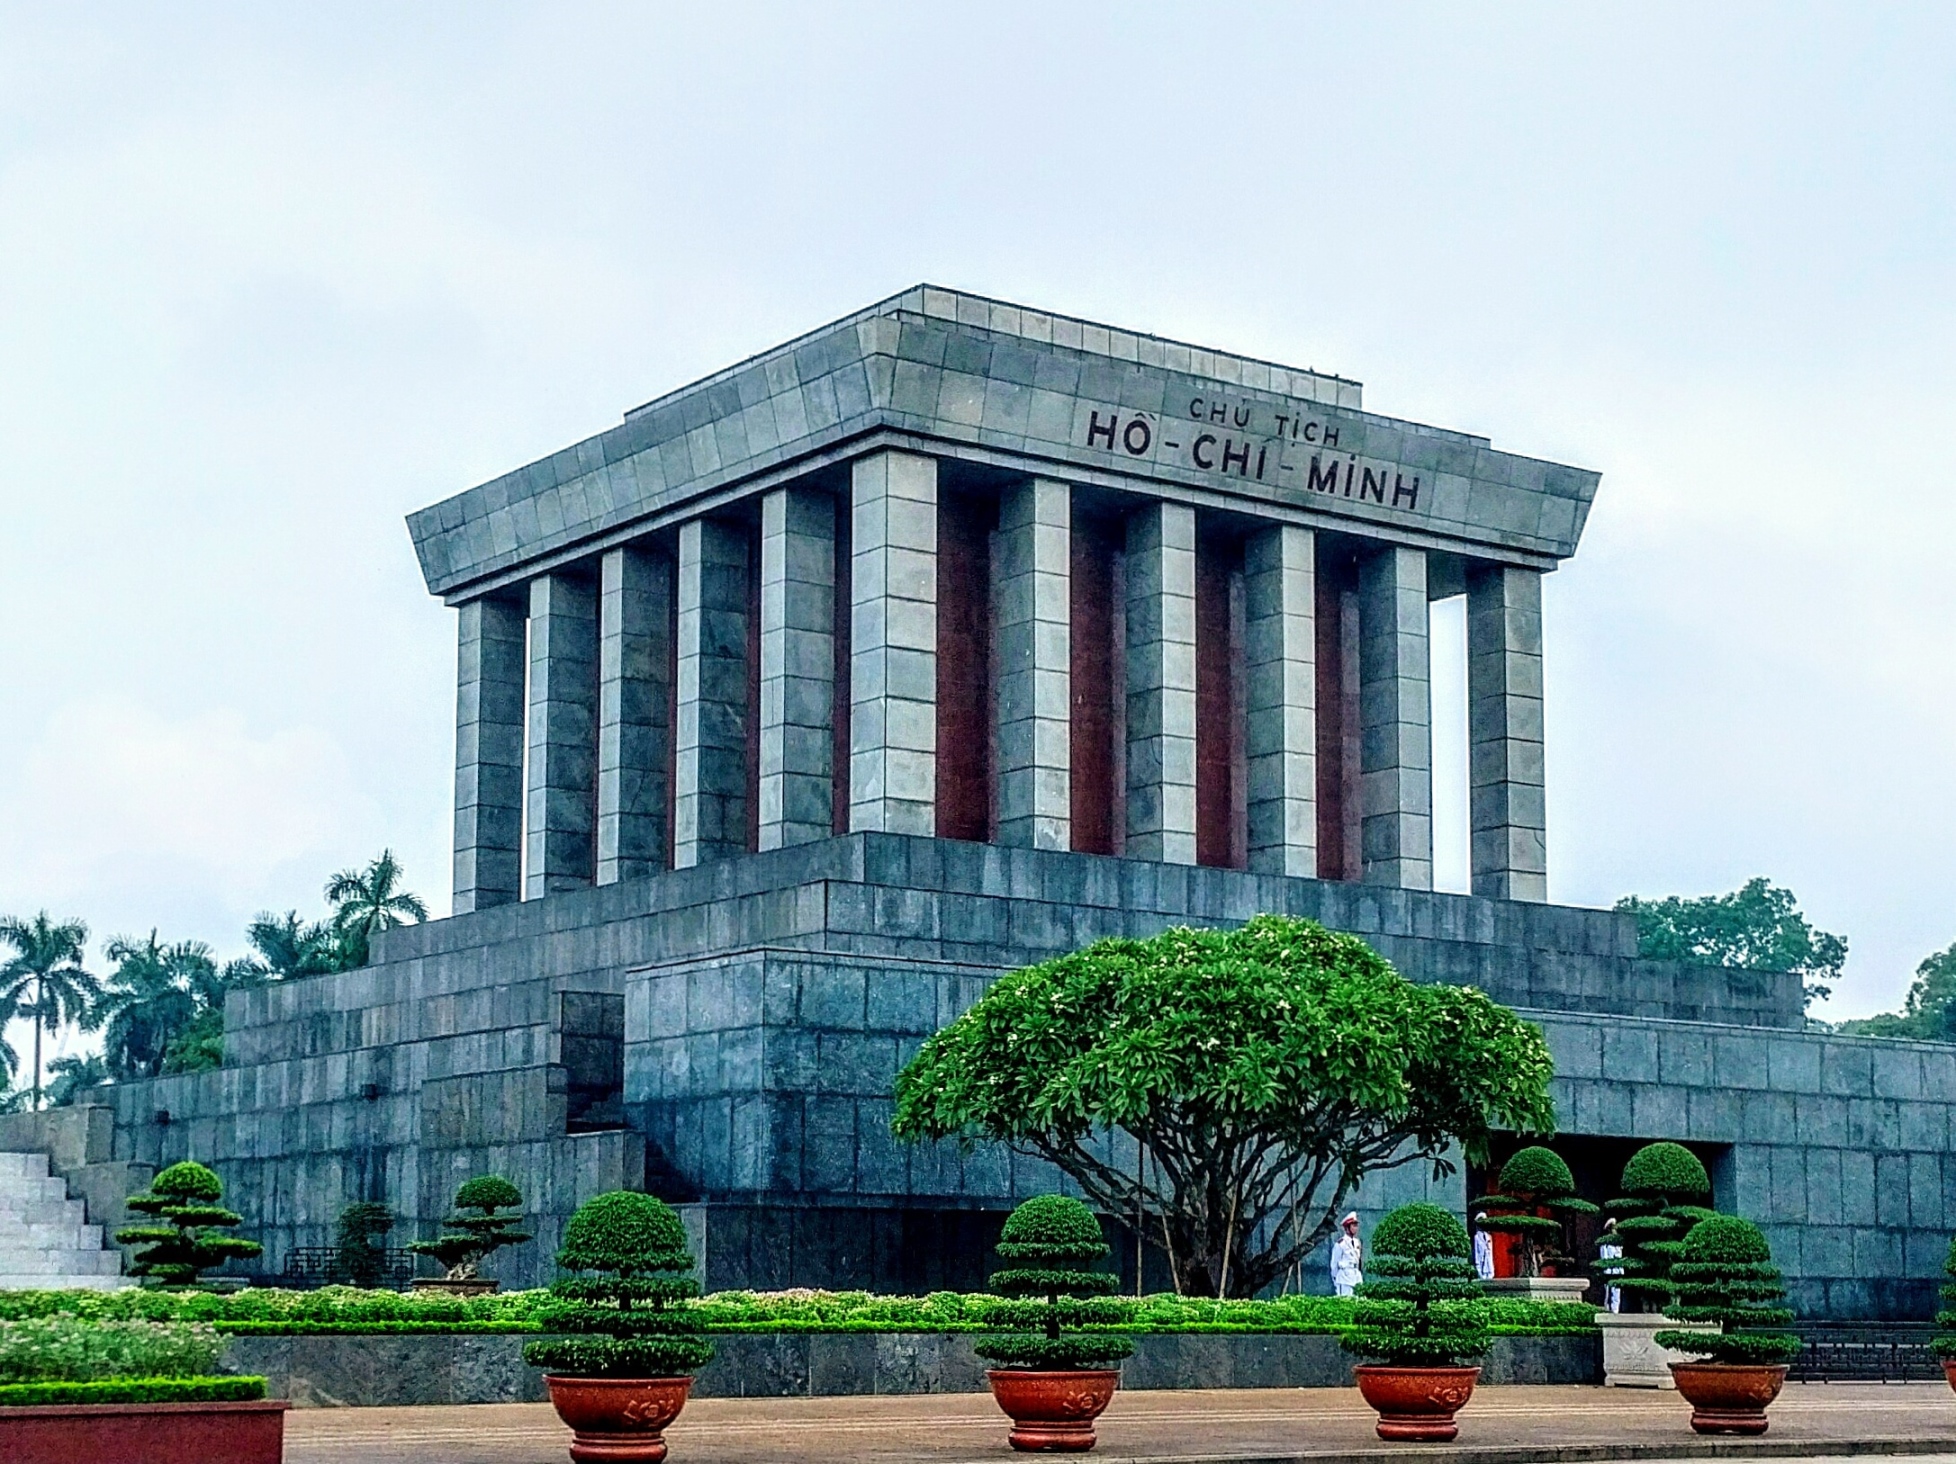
[1329,1211,1364,1297]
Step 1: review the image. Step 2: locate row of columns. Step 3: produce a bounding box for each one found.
[452,449,1548,912]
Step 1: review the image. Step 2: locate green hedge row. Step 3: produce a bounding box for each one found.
[0,1286,1600,1338]
[0,1376,267,1407]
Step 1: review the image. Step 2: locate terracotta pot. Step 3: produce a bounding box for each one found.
[1669,1362,1787,1435]
[0,1399,288,1464]
[542,1375,694,1463]
[1944,1358,1956,1393]
[1352,1364,1480,1442]
[985,1368,1120,1452]
[412,1276,501,1297]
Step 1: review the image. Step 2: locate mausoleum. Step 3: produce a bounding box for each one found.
[28,288,1953,1317]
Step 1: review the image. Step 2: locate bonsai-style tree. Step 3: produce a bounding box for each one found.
[1602,1142,1716,1313]
[523,1191,715,1378]
[409,1176,532,1281]
[1471,1146,1599,1277]
[1341,1202,1490,1367]
[892,915,1556,1297]
[1654,1215,1800,1365]
[1931,1235,1956,1361]
[336,1202,395,1287]
[115,1160,263,1286]
[974,1196,1135,1371]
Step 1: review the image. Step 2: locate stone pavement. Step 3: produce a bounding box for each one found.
[283,1382,1956,1464]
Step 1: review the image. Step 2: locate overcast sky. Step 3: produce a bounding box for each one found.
[2,2,1951,1064]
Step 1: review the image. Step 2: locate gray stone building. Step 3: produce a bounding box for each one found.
[80,288,1952,1317]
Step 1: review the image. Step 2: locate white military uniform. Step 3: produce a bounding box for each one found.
[1329,1227,1363,1297]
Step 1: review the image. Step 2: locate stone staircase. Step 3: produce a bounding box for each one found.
[0,1150,128,1289]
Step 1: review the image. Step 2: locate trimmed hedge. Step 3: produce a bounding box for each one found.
[0,1375,266,1407]
[1342,1202,1490,1368]
[0,1318,225,1383]
[0,1285,1599,1337]
[973,1196,1133,1371]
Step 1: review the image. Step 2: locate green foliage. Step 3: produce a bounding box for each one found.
[89,932,258,1081]
[1841,942,1956,1042]
[0,1283,1601,1337]
[0,1317,225,1382]
[1341,1203,1490,1367]
[523,1191,714,1379]
[335,1203,395,1288]
[1473,1146,1600,1277]
[892,915,1557,1297]
[1653,1216,1799,1365]
[1930,1234,1956,1358]
[0,1376,266,1407]
[116,1161,261,1286]
[1617,878,1845,1010]
[1497,1147,1577,1199]
[1603,1143,1715,1313]
[0,912,99,1110]
[974,1196,1134,1370]
[326,850,428,961]
[408,1176,532,1281]
[45,1053,111,1107]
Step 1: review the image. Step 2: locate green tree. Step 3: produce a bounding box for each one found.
[522,1191,715,1378]
[408,1176,532,1281]
[0,914,100,1110]
[1341,1202,1490,1368]
[88,934,203,1080]
[972,1195,1135,1370]
[891,915,1557,1298]
[45,1053,111,1107]
[1471,1146,1598,1278]
[335,1202,396,1287]
[1603,1142,1716,1313]
[1654,1215,1800,1365]
[115,1160,263,1286]
[1839,942,1956,1041]
[1931,1235,1956,1360]
[1617,878,1845,1009]
[233,910,357,982]
[325,851,428,966]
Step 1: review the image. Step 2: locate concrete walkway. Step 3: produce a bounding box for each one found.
[283,1381,1956,1464]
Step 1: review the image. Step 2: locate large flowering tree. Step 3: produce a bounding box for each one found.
[892,915,1556,1298]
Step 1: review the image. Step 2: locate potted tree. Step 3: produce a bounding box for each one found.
[975,1195,1134,1452]
[523,1191,714,1463]
[1341,1202,1489,1441]
[1596,1142,1718,1386]
[1471,1146,1597,1300]
[1655,1215,1800,1433]
[409,1176,531,1295]
[115,1161,263,1287]
[1933,1235,1956,1390]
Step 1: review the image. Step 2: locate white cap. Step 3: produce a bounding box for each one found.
[1341,1211,1359,1226]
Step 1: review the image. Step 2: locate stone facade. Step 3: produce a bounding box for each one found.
[54,289,1951,1320]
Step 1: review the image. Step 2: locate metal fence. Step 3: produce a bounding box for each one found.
[1787,1324,1942,1383]
[278,1246,421,1290]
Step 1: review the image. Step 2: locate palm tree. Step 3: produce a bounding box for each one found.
[325,851,428,965]
[44,1053,110,1107]
[242,909,350,979]
[0,914,100,1110]
[87,933,204,1080]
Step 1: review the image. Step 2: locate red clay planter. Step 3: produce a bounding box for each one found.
[0,1398,289,1464]
[1353,1364,1480,1441]
[543,1374,694,1463]
[986,1368,1120,1451]
[1669,1362,1788,1435]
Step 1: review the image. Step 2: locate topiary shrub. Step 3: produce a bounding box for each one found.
[973,1196,1135,1370]
[522,1191,714,1378]
[408,1176,532,1282]
[335,1202,395,1288]
[1341,1202,1490,1368]
[1932,1235,1956,1359]
[1471,1146,1599,1278]
[1653,1216,1799,1365]
[1602,1142,1714,1313]
[114,1161,262,1287]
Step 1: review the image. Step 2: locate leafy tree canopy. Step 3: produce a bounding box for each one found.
[116,1160,262,1286]
[327,850,428,960]
[1341,1202,1490,1367]
[974,1195,1134,1370]
[0,913,99,1110]
[1616,878,1845,1009]
[891,915,1556,1297]
[1840,941,1956,1042]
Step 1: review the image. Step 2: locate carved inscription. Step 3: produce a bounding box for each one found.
[1079,395,1424,513]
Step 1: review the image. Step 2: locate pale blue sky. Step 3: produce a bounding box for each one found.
[3,3,1952,1062]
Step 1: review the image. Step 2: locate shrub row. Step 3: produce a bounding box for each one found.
[0,1318,226,1383]
[0,1376,266,1407]
[0,1286,1599,1337]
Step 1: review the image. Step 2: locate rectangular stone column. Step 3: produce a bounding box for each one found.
[453,594,526,913]
[995,478,1070,850]
[1244,524,1317,876]
[525,572,600,897]
[1468,564,1548,901]
[596,545,671,885]
[849,451,938,834]
[1357,545,1433,889]
[758,487,836,851]
[674,518,752,867]
[1125,501,1198,864]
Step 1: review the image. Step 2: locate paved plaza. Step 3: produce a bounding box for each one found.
[283,1383,1956,1464]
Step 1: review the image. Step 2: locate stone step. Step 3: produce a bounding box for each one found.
[0,1152,51,1180]
[0,1197,88,1227]
[0,1273,128,1291]
[10,1221,104,1250]
[0,1246,123,1275]
[0,1176,71,1205]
